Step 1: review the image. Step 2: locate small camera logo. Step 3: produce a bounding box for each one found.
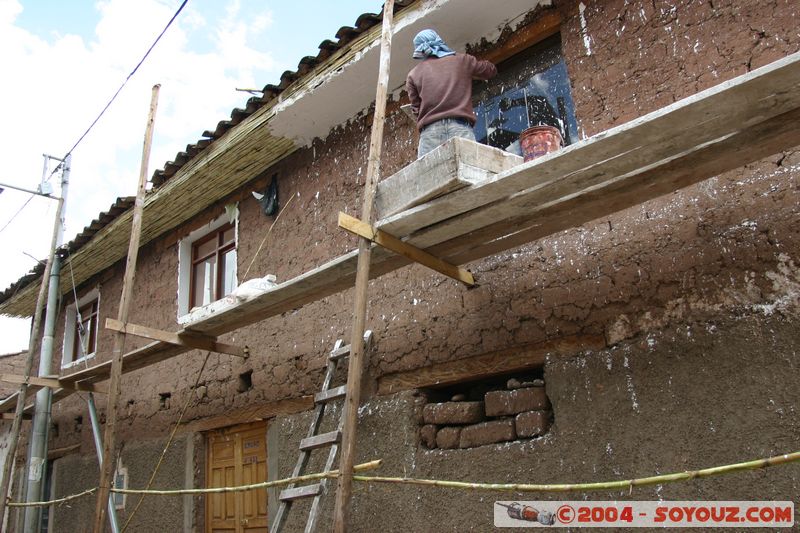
[495,502,555,525]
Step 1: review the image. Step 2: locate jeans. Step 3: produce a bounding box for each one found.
[417,118,475,158]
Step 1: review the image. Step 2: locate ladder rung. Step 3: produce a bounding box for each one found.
[315,385,346,404]
[299,430,341,451]
[329,344,351,361]
[279,484,322,501]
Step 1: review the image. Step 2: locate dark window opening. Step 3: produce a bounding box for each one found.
[159,392,171,410]
[40,460,54,533]
[70,298,99,363]
[473,33,578,153]
[190,222,236,308]
[238,370,253,393]
[113,465,128,510]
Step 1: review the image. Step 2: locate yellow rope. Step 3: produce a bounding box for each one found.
[9,450,800,508]
[7,488,97,508]
[6,460,381,507]
[353,450,800,493]
[243,193,295,279]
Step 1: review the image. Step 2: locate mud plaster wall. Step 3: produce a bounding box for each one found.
[0,352,27,398]
[49,434,188,532]
[27,0,800,528]
[271,313,800,532]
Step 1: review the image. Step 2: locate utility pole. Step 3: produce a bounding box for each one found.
[23,154,70,533]
[0,157,67,530]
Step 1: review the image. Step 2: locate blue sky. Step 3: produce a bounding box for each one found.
[14,1,381,72]
[0,0,382,353]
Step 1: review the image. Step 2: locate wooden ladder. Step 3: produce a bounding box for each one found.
[270,331,373,533]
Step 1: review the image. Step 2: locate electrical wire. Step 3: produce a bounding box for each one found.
[61,0,189,164]
[1,0,190,236]
[35,0,189,189]
[0,196,33,234]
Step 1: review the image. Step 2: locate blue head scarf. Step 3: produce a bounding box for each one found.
[412,29,455,59]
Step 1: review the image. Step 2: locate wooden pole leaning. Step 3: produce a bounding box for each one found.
[0,196,63,527]
[332,2,395,531]
[92,84,160,533]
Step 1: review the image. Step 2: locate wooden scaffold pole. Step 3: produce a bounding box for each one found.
[332,1,395,531]
[92,84,160,533]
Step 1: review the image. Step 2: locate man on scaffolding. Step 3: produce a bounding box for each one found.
[405,29,497,158]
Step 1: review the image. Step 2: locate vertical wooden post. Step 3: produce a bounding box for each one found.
[333,1,394,531]
[92,84,160,533]
[0,197,63,528]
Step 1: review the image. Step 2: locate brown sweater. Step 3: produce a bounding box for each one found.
[406,53,497,131]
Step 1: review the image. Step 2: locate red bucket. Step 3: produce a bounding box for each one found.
[520,126,563,162]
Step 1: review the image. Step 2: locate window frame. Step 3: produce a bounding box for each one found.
[113,461,128,510]
[189,222,236,309]
[61,288,100,369]
[177,207,239,322]
[472,31,577,152]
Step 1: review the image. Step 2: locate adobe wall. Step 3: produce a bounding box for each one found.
[0,352,27,398]
[50,434,190,532]
[273,312,800,532]
[22,0,799,530]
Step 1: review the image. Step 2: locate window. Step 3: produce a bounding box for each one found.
[177,208,238,319]
[190,223,236,308]
[473,33,578,152]
[113,462,128,510]
[40,460,54,533]
[62,288,100,368]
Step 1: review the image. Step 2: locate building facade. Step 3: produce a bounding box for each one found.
[1,1,799,531]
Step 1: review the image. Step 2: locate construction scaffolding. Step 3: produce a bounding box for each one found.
[1,9,799,531]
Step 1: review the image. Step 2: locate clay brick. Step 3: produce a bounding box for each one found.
[515,411,551,438]
[419,424,438,449]
[485,388,550,417]
[422,401,485,425]
[436,426,462,449]
[459,420,516,449]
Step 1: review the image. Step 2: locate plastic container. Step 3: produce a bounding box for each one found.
[520,126,563,162]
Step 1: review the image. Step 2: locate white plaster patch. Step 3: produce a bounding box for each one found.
[265,0,549,146]
[751,253,800,316]
[579,2,593,56]
[623,355,640,413]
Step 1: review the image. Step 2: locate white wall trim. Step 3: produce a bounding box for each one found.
[61,287,100,369]
[177,205,239,322]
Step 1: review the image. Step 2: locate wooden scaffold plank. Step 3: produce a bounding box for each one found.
[0,374,107,394]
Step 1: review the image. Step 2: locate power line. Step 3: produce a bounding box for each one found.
[61,0,189,163]
[0,197,34,234]
[1,0,190,234]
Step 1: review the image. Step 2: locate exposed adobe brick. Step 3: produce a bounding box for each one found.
[485,387,550,417]
[422,401,485,425]
[436,426,462,449]
[515,410,551,438]
[419,424,437,449]
[459,419,516,449]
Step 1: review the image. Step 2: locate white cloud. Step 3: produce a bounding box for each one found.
[0,0,277,353]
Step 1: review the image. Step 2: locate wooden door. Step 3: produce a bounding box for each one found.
[206,421,268,533]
